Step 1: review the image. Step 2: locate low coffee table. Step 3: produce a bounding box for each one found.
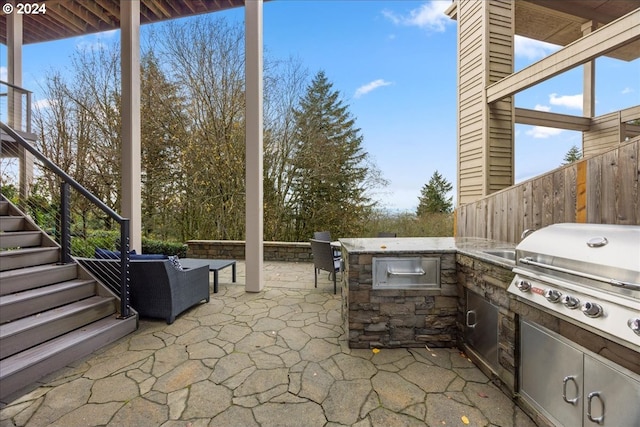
[180,258,236,293]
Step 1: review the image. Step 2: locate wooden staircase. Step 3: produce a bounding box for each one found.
[0,199,137,403]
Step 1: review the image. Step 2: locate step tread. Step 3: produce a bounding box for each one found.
[0,295,115,337]
[0,230,43,249]
[0,263,77,295]
[0,246,59,257]
[0,279,95,304]
[0,230,41,236]
[0,263,74,281]
[0,315,137,393]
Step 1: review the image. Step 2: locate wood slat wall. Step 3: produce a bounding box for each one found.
[455,139,639,243]
[457,0,485,204]
[457,0,515,205]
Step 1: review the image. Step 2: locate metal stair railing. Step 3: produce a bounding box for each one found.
[0,121,133,319]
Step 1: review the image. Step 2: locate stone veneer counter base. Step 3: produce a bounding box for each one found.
[341,237,460,349]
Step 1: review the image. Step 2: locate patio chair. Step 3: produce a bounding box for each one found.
[310,238,341,294]
[313,231,332,241]
[314,230,341,258]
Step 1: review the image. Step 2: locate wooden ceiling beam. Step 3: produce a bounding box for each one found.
[523,0,625,25]
[59,2,104,32]
[182,1,198,14]
[514,108,591,131]
[93,0,120,21]
[143,0,172,19]
[71,0,118,28]
[46,4,89,33]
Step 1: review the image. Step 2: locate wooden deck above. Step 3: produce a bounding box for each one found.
[446,0,640,61]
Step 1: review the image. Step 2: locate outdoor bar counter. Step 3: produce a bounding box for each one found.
[339,237,515,349]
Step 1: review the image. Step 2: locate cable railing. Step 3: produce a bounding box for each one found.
[0,121,133,319]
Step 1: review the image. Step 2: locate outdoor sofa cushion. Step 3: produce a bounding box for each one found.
[95,248,167,260]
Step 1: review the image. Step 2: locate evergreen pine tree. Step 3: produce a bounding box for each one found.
[416,171,453,216]
[562,145,582,165]
[290,70,380,239]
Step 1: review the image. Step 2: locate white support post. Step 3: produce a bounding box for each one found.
[120,0,142,253]
[6,4,33,202]
[245,0,264,292]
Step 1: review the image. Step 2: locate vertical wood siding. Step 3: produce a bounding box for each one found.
[458,0,514,205]
[458,0,485,204]
[455,140,639,243]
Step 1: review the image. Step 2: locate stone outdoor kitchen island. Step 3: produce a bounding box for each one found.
[340,238,459,349]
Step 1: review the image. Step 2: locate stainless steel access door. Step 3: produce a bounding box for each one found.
[583,354,640,426]
[520,320,583,427]
[465,290,499,370]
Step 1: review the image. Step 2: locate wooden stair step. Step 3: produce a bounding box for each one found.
[0,263,78,295]
[0,230,42,249]
[0,314,137,401]
[0,216,26,232]
[0,295,116,359]
[0,279,97,324]
[0,247,59,271]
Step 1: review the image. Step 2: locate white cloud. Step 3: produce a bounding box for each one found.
[534,104,551,112]
[526,126,563,139]
[514,35,559,60]
[549,93,583,110]
[382,1,452,32]
[33,98,54,110]
[355,79,393,98]
[0,66,6,81]
[75,30,117,52]
[76,40,107,52]
[621,87,633,94]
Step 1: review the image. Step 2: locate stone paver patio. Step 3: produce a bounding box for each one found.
[0,261,537,427]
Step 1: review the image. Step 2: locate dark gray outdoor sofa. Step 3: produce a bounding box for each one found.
[77,254,210,324]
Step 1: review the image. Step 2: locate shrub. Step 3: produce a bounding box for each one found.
[142,238,187,257]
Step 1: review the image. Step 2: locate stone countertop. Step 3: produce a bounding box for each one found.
[339,237,516,268]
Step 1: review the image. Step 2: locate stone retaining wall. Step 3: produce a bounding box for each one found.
[186,240,313,262]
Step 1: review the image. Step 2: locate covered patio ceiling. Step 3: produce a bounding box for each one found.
[0,0,246,45]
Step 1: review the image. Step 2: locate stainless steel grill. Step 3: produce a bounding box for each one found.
[507,223,640,351]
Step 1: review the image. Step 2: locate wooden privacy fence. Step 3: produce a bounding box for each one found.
[455,139,639,243]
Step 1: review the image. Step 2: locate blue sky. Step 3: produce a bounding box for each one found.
[2,0,639,212]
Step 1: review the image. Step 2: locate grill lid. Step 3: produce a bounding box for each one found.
[515,223,640,291]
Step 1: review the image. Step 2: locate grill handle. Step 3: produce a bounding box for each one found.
[562,376,579,405]
[386,268,426,277]
[587,391,605,424]
[519,257,640,291]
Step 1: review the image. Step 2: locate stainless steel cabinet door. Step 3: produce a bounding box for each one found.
[465,291,498,369]
[583,354,640,426]
[520,320,583,427]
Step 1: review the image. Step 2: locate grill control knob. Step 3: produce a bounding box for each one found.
[544,289,562,303]
[516,280,531,292]
[582,302,604,318]
[562,295,580,309]
[628,318,640,336]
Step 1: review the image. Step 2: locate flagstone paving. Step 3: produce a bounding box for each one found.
[0,261,538,427]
